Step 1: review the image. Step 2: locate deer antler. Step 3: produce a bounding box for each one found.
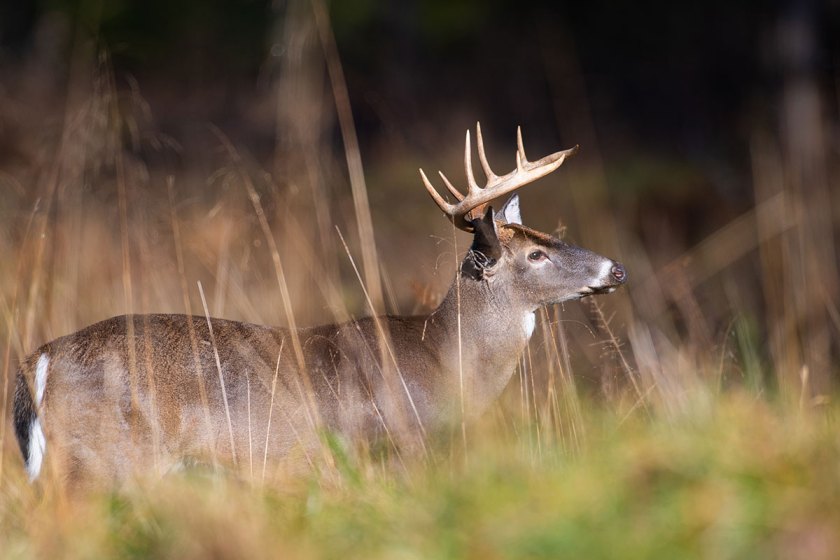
[420,123,579,232]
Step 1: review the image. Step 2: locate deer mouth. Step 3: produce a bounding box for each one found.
[590,286,618,295]
[579,285,617,298]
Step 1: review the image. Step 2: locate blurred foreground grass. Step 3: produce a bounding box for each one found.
[3,391,839,560]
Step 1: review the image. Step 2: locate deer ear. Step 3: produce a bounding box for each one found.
[497,194,522,225]
[469,207,502,264]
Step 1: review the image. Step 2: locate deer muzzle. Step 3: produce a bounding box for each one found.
[585,260,628,295]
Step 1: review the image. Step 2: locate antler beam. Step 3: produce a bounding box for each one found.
[420,123,579,232]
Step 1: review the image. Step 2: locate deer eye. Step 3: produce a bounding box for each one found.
[528,250,548,262]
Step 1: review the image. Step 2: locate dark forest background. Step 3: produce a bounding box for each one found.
[3,0,836,208]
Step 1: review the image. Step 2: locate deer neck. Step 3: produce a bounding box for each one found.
[425,270,534,416]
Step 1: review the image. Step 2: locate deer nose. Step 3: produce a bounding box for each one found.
[610,263,627,284]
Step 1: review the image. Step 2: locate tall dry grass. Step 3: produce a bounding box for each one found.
[0,1,838,557]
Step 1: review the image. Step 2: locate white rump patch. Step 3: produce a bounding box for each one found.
[28,353,49,481]
[523,312,536,339]
[35,353,49,406]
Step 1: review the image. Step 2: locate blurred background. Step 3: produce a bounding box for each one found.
[0,0,838,415]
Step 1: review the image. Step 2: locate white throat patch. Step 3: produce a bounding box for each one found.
[522,312,536,339]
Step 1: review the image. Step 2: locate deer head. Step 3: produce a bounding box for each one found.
[421,123,627,316]
[463,199,626,307]
[415,124,627,416]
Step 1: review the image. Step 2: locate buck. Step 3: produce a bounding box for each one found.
[13,124,626,486]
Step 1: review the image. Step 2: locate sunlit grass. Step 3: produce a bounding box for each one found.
[2,392,839,559]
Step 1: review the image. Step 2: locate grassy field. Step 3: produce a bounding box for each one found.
[2,393,840,559]
[1,7,839,558]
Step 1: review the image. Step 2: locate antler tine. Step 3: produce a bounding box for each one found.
[475,122,497,180]
[464,130,481,195]
[515,126,526,171]
[525,143,580,171]
[419,168,455,214]
[420,168,472,230]
[439,171,465,201]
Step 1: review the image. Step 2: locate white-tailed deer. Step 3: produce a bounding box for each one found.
[14,124,626,485]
